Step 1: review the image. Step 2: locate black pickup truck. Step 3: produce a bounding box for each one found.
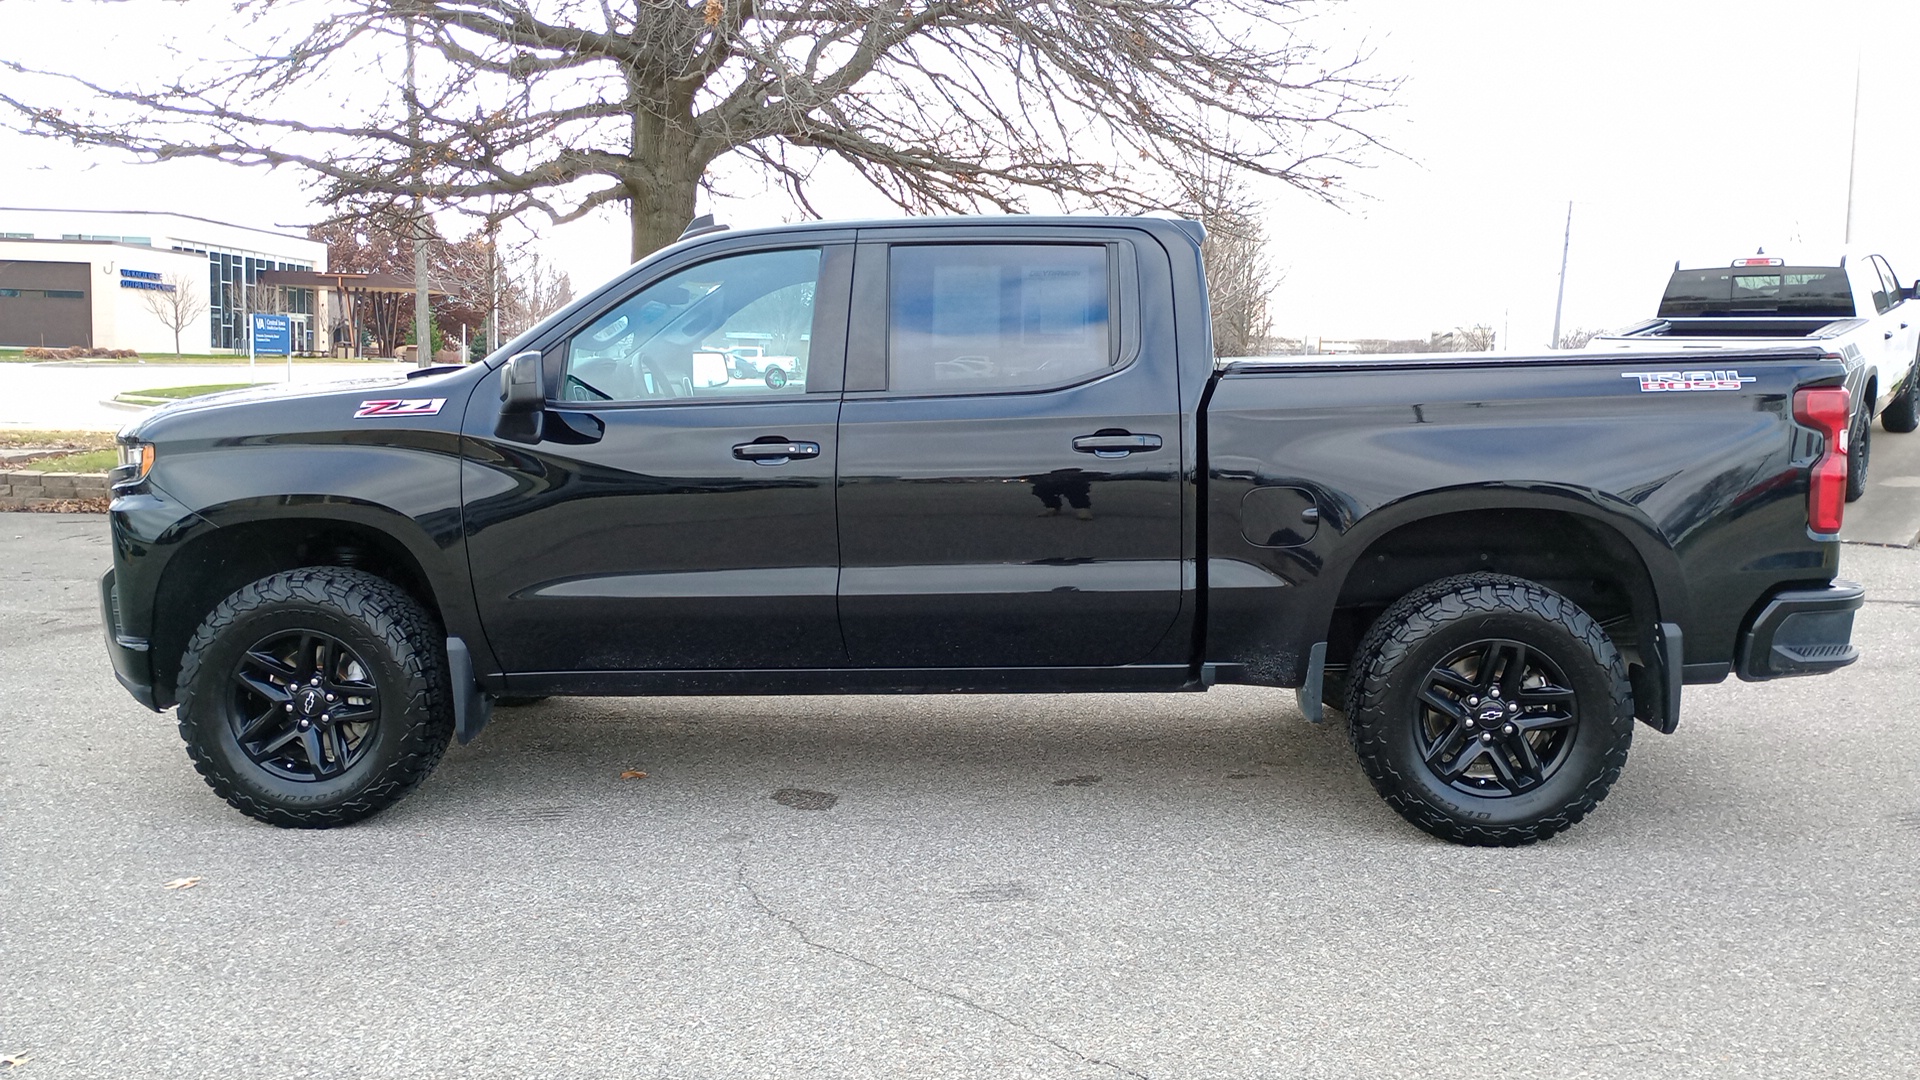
[101,216,1864,845]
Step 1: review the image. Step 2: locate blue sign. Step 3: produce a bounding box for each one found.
[251,313,292,356]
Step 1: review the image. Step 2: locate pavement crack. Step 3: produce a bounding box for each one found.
[732,858,1149,1080]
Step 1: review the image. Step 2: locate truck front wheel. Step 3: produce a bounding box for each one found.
[1881,357,1918,434]
[174,568,454,828]
[1344,573,1633,846]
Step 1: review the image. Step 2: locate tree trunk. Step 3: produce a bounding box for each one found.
[626,92,704,263]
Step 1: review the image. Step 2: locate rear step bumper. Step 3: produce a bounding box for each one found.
[1736,580,1865,681]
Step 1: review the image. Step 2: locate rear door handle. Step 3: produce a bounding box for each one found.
[1073,432,1163,458]
[733,440,820,463]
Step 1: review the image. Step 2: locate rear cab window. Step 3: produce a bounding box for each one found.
[1659,266,1855,318]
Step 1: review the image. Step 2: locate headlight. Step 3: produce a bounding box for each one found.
[111,441,155,487]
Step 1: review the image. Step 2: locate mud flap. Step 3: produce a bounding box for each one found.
[1294,641,1328,724]
[447,637,495,745]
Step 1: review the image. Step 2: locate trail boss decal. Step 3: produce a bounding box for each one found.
[354,398,447,418]
[1621,370,1757,393]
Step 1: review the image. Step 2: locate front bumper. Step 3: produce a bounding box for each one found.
[1736,580,1864,681]
[100,569,162,711]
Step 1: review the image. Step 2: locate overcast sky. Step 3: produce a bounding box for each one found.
[4,0,1916,348]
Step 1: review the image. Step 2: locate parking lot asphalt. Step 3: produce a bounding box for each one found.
[3,449,1918,1079]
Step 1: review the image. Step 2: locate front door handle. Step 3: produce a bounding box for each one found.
[1073,432,1163,458]
[733,439,820,464]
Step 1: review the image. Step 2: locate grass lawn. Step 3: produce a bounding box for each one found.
[113,382,252,406]
[129,383,253,400]
[0,430,117,451]
[19,449,118,473]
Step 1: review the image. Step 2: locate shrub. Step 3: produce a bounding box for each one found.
[21,346,141,360]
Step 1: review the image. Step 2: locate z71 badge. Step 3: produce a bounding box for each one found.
[354,398,447,418]
[1621,370,1757,393]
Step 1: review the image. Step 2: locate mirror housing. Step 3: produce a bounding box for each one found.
[500,350,544,414]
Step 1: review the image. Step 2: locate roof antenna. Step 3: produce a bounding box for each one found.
[679,214,728,241]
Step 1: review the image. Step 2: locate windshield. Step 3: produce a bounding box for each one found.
[1658,266,1855,318]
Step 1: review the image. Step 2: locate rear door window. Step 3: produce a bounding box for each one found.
[887,244,1116,394]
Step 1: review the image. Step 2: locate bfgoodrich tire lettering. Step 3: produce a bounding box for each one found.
[174,568,453,828]
[1344,573,1633,846]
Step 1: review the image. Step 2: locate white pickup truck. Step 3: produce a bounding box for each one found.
[1590,252,1920,499]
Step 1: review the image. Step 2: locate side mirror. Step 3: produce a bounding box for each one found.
[500,350,544,414]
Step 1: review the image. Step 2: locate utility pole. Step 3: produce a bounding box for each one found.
[1551,201,1572,349]
[1844,58,1861,245]
[406,15,432,366]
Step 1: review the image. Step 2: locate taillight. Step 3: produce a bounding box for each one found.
[1793,387,1850,534]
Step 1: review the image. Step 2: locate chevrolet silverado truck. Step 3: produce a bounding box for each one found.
[101,216,1865,846]
[1589,251,1920,500]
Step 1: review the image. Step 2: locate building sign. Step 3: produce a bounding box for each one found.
[118,268,173,292]
[251,313,292,356]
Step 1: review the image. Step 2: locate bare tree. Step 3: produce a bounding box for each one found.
[1556,327,1599,350]
[1433,324,1495,352]
[138,273,209,357]
[1178,160,1280,357]
[1,0,1397,262]
[503,249,573,337]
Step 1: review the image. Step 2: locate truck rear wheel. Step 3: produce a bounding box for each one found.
[1847,409,1871,502]
[1344,573,1633,846]
[174,568,453,828]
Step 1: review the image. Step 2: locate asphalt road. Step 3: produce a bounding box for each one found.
[3,447,1918,1078]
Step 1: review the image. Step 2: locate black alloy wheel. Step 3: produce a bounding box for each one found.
[175,567,453,828]
[1345,573,1634,846]
[764,366,788,389]
[227,629,381,781]
[1413,639,1577,797]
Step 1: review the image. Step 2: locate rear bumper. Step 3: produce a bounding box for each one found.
[1736,580,1864,681]
[100,569,162,712]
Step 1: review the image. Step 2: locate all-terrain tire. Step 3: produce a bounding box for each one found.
[175,567,454,828]
[1847,407,1871,503]
[1882,357,1919,434]
[1344,573,1633,846]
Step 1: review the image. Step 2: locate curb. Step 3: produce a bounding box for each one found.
[0,468,111,511]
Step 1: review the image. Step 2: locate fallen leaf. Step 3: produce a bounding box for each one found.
[619,770,648,780]
[162,877,201,890]
[1,1053,29,1068]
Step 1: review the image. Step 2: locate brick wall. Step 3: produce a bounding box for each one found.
[0,469,111,510]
